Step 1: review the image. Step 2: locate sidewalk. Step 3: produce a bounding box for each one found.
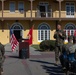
[3,44,64,75]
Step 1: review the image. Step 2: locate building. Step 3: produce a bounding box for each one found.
[0,0,76,44]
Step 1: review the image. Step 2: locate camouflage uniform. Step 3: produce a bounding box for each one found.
[54,30,66,62]
[60,41,73,68]
[0,43,5,74]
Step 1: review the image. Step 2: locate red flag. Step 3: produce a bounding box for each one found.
[26,25,34,45]
[74,30,76,36]
[10,30,19,51]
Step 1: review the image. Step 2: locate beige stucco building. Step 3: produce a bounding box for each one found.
[0,0,76,44]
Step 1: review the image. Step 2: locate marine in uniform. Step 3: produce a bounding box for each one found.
[53,24,66,64]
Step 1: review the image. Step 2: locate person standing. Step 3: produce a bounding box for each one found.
[53,24,66,65]
[0,42,5,75]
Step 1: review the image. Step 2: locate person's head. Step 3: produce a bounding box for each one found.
[68,36,73,43]
[73,36,76,44]
[57,24,61,31]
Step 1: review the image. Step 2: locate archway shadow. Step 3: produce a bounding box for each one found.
[30,59,57,66]
[30,59,64,75]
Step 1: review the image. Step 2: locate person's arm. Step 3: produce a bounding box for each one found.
[59,31,66,40]
[53,31,58,39]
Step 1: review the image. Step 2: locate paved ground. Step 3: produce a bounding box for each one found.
[2,44,65,75]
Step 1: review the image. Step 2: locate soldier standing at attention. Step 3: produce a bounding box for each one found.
[0,42,5,75]
[53,24,66,65]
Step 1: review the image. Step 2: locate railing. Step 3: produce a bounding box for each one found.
[61,12,75,18]
[35,11,52,18]
[0,10,76,19]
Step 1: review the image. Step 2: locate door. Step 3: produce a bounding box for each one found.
[40,5,46,17]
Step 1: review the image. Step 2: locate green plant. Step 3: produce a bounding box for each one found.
[39,40,55,51]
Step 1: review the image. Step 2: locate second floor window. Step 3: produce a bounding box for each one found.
[66,2,75,17]
[10,2,15,12]
[18,2,24,13]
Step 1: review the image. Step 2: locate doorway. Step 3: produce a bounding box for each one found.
[10,22,23,42]
[13,30,22,42]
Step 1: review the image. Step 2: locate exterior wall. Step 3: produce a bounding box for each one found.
[1,20,76,44]
[3,0,31,17]
[32,20,56,44]
[0,0,60,18]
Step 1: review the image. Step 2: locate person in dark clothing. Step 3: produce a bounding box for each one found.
[54,24,66,65]
[59,36,73,70]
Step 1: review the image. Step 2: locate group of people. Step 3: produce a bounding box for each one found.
[54,24,76,70]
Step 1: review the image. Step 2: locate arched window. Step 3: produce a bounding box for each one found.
[38,23,50,41]
[65,23,76,36]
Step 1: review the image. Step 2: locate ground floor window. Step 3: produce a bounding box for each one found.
[38,23,50,42]
[64,23,76,37]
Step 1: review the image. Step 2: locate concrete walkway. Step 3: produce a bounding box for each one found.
[2,43,64,75]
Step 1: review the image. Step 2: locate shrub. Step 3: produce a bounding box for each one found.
[39,40,55,51]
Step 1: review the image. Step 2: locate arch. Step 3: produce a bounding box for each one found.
[10,22,24,30]
[38,22,50,30]
[65,23,76,29]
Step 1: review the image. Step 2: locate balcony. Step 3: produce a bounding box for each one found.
[36,12,52,18]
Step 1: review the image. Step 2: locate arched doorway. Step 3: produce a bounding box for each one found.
[10,22,23,42]
[64,23,76,37]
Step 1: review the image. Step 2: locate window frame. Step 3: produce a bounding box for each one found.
[65,23,76,37]
[9,1,15,13]
[18,1,24,13]
[38,23,50,42]
[66,2,75,18]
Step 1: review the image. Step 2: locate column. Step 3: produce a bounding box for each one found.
[57,0,63,21]
[29,0,34,21]
[1,0,4,21]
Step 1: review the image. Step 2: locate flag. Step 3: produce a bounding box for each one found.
[26,25,34,45]
[10,30,19,51]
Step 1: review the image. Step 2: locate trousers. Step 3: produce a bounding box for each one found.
[55,46,62,61]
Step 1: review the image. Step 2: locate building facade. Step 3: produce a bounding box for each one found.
[0,0,76,44]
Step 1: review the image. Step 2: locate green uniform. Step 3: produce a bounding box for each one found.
[54,30,66,61]
[0,43,5,74]
[62,42,73,54]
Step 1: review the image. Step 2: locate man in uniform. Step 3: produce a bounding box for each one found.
[0,42,5,75]
[53,24,66,65]
[59,36,73,70]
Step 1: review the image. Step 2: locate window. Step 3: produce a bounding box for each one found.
[65,23,76,37]
[38,2,49,17]
[9,2,15,12]
[38,23,50,42]
[18,2,24,13]
[66,2,75,17]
